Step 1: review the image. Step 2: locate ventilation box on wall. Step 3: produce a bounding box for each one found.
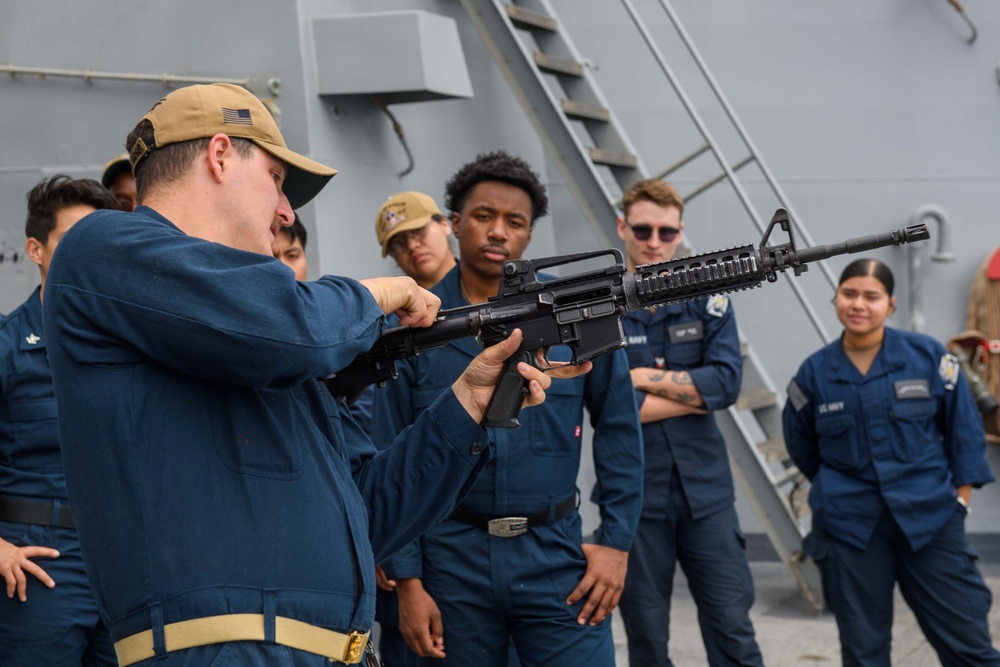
[312,10,473,104]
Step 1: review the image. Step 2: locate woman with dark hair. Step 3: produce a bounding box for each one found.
[783,258,1000,667]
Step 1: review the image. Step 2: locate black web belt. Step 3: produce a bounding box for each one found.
[0,497,75,529]
[448,494,578,537]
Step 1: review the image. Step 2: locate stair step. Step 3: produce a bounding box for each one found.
[790,480,812,518]
[756,438,788,462]
[562,98,610,122]
[773,465,801,487]
[589,147,638,168]
[534,52,584,77]
[507,4,558,32]
[736,387,777,411]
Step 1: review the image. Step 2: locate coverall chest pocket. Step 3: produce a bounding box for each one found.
[665,341,702,369]
[211,388,304,480]
[815,413,864,472]
[889,400,938,460]
[3,397,61,472]
[527,376,584,457]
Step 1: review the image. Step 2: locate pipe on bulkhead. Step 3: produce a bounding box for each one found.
[907,205,956,333]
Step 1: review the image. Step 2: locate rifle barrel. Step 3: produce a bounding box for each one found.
[793,223,930,265]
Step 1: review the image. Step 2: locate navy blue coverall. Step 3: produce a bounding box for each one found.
[374,266,643,667]
[0,287,115,666]
[42,207,494,666]
[617,295,763,667]
[784,327,1000,667]
[351,381,419,667]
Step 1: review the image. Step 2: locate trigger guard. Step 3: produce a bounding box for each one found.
[537,345,556,371]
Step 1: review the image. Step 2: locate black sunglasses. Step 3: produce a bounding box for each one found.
[624,220,680,243]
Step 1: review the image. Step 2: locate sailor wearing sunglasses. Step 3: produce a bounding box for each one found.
[615,179,764,667]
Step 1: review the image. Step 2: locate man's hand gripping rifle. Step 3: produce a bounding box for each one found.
[327,209,929,427]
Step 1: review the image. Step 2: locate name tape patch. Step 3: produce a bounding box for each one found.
[668,320,704,344]
[894,379,930,400]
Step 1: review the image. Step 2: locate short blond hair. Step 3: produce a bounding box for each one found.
[621,179,684,220]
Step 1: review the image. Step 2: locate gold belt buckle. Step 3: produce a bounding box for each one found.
[488,517,528,537]
[342,631,367,664]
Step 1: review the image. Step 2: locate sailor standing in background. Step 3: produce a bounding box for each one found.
[376,151,642,667]
[614,178,764,667]
[370,190,459,666]
[0,176,120,666]
[784,258,1000,667]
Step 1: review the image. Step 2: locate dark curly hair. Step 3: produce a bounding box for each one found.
[444,150,549,226]
[25,175,121,243]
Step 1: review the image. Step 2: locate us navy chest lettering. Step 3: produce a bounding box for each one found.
[668,321,703,344]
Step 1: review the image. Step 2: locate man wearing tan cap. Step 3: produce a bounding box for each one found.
[372,189,459,667]
[100,152,137,212]
[42,83,585,667]
[375,191,456,289]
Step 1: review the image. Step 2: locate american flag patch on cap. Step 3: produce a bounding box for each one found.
[222,108,253,125]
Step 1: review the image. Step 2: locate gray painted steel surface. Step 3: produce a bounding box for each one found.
[2,0,998,549]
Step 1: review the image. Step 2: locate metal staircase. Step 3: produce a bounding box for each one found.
[460,0,835,610]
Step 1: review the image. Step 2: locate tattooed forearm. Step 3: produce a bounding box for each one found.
[654,389,698,405]
[670,371,693,385]
[645,368,701,406]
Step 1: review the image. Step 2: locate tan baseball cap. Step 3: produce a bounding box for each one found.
[127,83,337,209]
[375,191,443,257]
[101,153,132,188]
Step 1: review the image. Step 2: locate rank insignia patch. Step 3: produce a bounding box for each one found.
[938,353,959,390]
[706,295,729,318]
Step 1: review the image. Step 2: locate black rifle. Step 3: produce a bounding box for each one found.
[327,209,929,427]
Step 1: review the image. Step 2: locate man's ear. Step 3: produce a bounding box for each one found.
[25,237,43,267]
[205,133,233,183]
[450,212,461,236]
[616,216,627,241]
